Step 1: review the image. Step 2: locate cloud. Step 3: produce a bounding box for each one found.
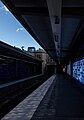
[16,28,24,32]
[0,6,3,10]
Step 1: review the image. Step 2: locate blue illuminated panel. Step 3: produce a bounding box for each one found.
[73,59,84,84]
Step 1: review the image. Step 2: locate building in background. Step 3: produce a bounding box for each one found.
[27,47,56,75]
[28,47,36,52]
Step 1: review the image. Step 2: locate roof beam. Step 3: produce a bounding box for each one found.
[60,49,84,53]
[1,0,49,16]
[46,0,62,63]
[45,48,56,52]
[12,7,49,16]
[62,7,84,18]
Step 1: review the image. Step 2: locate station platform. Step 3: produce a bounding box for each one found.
[2,74,84,120]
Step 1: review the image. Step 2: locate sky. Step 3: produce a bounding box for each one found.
[0,1,42,50]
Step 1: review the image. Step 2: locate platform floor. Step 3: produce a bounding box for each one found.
[1,75,55,120]
[2,74,84,120]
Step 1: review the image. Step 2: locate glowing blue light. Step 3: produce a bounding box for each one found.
[73,59,84,84]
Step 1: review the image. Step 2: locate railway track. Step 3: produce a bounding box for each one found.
[0,74,49,119]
